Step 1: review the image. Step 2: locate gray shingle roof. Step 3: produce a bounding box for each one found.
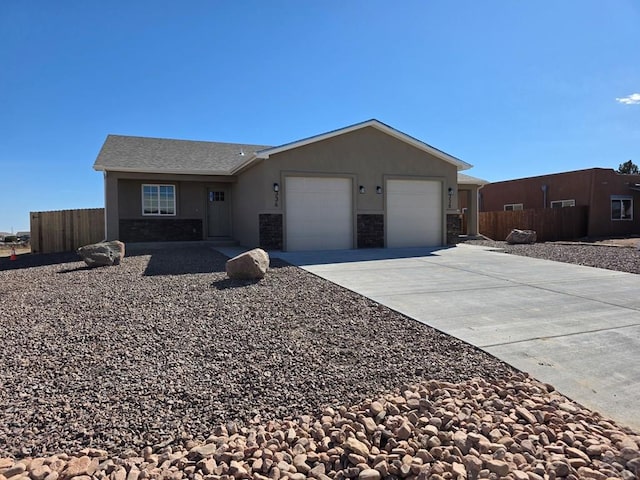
[94,135,273,174]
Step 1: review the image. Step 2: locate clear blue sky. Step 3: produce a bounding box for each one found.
[1,0,638,233]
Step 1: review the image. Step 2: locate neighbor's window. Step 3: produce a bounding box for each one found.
[611,196,633,221]
[142,184,176,215]
[504,203,523,211]
[550,199,576,208]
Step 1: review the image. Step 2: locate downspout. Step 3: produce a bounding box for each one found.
[103,171,108,241]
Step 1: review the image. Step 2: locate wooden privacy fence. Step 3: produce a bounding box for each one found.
[479,206,589,242]
[30,208,105,254]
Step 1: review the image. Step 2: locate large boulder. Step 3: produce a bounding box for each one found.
[505,229,537,244]
[77,240,125,267]
[226,248,269,280]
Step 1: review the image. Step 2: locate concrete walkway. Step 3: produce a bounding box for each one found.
[217,244,640,432]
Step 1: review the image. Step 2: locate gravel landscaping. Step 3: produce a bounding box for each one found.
[1,242,638,479]
[462,239,640,274]
[0,244,514,458]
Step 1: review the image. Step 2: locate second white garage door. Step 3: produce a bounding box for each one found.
[285,177,353,251]
[386,179,442,248]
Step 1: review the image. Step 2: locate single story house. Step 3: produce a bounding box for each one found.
[94,119,486,251]
[479,167,640,238]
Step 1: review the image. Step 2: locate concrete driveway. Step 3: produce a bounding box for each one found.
[265,244,640,432]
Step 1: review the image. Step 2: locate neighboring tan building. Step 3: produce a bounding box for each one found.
[94,119,487,251]
[480,168,640,238]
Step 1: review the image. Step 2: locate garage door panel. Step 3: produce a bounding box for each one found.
[387,179,442,248]
[285,177,353,251]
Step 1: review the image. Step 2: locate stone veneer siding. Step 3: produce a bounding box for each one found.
[119,219,203,242]
[357,214,384,248]
[446,214,461,245]
[259,214,283,250]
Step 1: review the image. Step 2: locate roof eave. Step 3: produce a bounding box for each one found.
[94,165,234,176]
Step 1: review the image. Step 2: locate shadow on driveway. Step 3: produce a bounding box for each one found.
[270,245,454,266]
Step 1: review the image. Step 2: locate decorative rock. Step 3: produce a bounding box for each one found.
[77,241,125,267]
[292,455,309,474]
[30,466,51,480]
[396,423,412,441]
[110,468,125,480]
[309,464,326,479]
[3,464,26,479]
[463,455,482,476]
[63,457,93,479]
[550,461,570,477]
[358,469,380,480]
[576,466,608,480]
[505,229,537,244]
[370,402,384,416]
[190,444,217,459]
[515,407,537,425]
[566,447,590,464]
[486,459,509,477]
[451,462,466,478]
[343,438,370,458]
[360,417,377,434]
[225,248,269,280]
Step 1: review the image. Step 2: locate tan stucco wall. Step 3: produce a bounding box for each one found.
[233,126,459,248]
[104,171,233,240]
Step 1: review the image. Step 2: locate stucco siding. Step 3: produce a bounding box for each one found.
[234,126,458,248]
[233,161,271,248]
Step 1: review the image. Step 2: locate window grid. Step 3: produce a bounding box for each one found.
[211,191,225,202]
[142,184,176,216]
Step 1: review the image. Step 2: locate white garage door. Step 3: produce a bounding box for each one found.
[386,179,442,248]
[285,177,353,251]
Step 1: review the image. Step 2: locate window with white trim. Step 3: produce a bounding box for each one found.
[142,184,176,215]
[611,196,633,221]
[550,199,576,208]
[504,203,523,211]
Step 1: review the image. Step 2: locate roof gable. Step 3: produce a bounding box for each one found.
[251,119,471,171]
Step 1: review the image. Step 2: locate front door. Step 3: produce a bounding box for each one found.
[207,187,230,237]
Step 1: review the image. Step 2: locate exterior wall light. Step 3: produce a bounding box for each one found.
[273,183,280,207]
[448,187,454,209]
[359,185,366,194]
[376,186,383,194]
[273,183,279,192]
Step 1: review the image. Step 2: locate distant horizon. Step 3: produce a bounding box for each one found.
[2,0,638,232]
